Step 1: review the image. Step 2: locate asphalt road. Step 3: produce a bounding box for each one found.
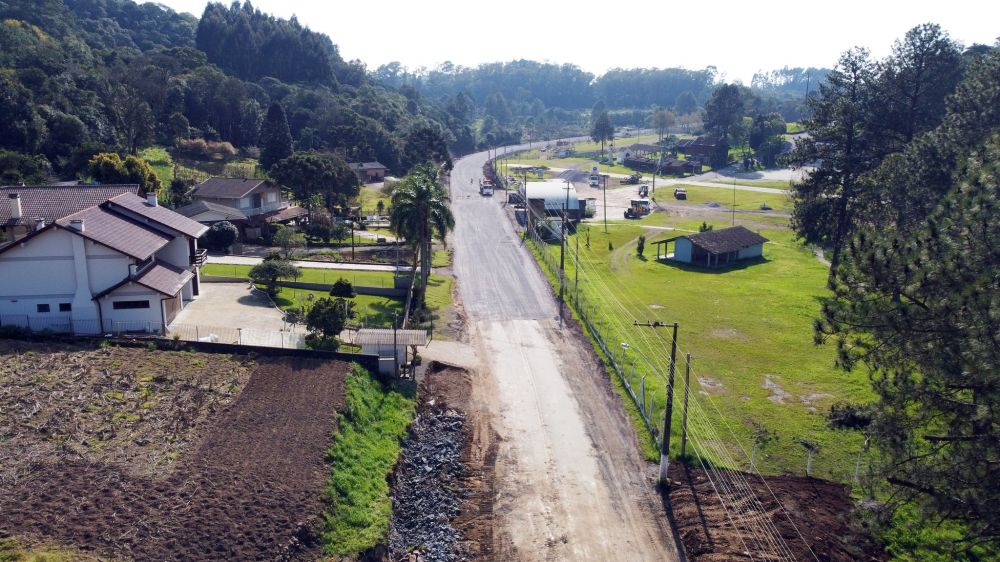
[450,148,678,560]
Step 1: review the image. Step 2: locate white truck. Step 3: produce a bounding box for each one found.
[479,179,494,196]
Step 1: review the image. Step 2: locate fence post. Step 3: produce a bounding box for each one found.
[681,353,691,459]
[238,327,242,345]
[640,376,646,415]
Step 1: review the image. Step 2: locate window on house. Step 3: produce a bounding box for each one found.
[36,303,50,313]
[59,303,72,312]
[112,300,150,310]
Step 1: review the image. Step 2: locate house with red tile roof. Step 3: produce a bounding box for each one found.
[0,187,209,334]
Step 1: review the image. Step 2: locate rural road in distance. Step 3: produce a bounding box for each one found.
[449,146,680,561]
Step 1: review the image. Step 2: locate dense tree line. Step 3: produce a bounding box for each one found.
[0,0,462,186]
[786,24,1000,556]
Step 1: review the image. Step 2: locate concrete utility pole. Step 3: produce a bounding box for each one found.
[558,180,571,328]
[602,174,608,233]
[634,320,679,484]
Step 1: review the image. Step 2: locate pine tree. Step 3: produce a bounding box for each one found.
[820,133,1000,553]
[259,102,292,170]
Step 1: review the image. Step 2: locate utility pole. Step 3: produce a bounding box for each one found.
[574,235,579,303]
[602,174,608,233]
[559,180,571,328]
[732,177,736,226]
[634,320,679,484]
[393,311,399,378]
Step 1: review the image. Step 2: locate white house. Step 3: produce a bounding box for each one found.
[0,187,209,334]
[655,225,768,268]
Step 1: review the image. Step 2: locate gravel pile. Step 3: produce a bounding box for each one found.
[388,407,467,561]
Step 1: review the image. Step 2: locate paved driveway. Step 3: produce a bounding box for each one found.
[169,283,306,347]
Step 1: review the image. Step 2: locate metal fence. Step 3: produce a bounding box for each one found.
[166,323,306,349]
[0,315,163,336]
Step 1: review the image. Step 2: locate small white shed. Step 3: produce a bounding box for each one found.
[353,328,429,376]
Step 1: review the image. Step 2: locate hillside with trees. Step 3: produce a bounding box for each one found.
[0,0,463,186]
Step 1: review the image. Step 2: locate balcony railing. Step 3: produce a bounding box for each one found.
[191,248,208,266]
[242,200,291,216]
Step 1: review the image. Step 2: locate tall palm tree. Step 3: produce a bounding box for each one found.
[389,163,455,294]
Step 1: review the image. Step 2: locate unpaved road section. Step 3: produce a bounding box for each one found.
[451,149,679,560]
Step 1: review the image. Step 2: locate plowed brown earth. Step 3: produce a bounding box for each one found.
[0,349,347,561]
[667,463,886,561]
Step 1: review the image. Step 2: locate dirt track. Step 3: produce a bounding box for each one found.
[0,354,348,561]
[451,149,679,560]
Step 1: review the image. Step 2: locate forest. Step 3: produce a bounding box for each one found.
[0,0,832,189]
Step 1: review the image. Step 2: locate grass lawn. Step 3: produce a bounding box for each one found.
[356,185,389,216]
[202,263,396,289]
[139,146,174,191]
[322,366,415,555]
[726,179,794,189]
[786,122,805,134]
[431,249,452,267]
[269,286,404,328]
[534,214,872,482]
[671,184,793,213]
[423,274,453,317]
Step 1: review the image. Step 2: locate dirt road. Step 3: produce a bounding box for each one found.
[450,149,679,560]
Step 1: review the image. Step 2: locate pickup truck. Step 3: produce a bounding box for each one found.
[589,174,600,187]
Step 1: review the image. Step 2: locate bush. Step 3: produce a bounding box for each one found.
[330,278,355,298]
[305,333,340,351]
[200,221,239,252]
[828,400,874,430]
[637,234,646,257]
[174,138,238,160]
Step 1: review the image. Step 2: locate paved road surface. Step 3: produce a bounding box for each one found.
[451,148,679,560]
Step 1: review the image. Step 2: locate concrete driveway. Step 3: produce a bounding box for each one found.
[169,283,306,346]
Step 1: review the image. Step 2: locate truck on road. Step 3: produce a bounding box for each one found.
[479,179,494,196]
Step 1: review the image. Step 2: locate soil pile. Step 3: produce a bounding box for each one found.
[0,353,348,561]
[668,463,886,561]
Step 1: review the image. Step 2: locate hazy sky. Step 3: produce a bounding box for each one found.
[149,0,997,84]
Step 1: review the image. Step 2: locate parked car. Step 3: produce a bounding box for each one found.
[674,188,687,200]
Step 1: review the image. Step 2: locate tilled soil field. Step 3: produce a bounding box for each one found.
[0,341,348,561]
[668,463,887,561]
[388,363,497,561]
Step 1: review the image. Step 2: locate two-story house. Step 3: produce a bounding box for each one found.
[185,177,304,239]
[0,187,208,334]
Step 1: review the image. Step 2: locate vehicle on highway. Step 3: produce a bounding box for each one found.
[479,179,494,196]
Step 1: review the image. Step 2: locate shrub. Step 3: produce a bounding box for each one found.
[329,278,355,298]
[637,234,646,257]
[200,221,238,252]
[175,138,238,160]
[828,401,874,431]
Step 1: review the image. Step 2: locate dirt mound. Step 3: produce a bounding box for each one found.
[668,464,886,561]
[388,363,498,561]
[0,355,348,561]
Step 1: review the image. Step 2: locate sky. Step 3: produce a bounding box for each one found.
[149,0,998,84]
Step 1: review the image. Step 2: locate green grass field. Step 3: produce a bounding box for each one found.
[534,214,871,481]
[671,184,793,213]
[322,366,415,555]
[201,263,397,288]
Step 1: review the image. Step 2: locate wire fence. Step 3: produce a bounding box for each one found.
[520,205,832,561]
